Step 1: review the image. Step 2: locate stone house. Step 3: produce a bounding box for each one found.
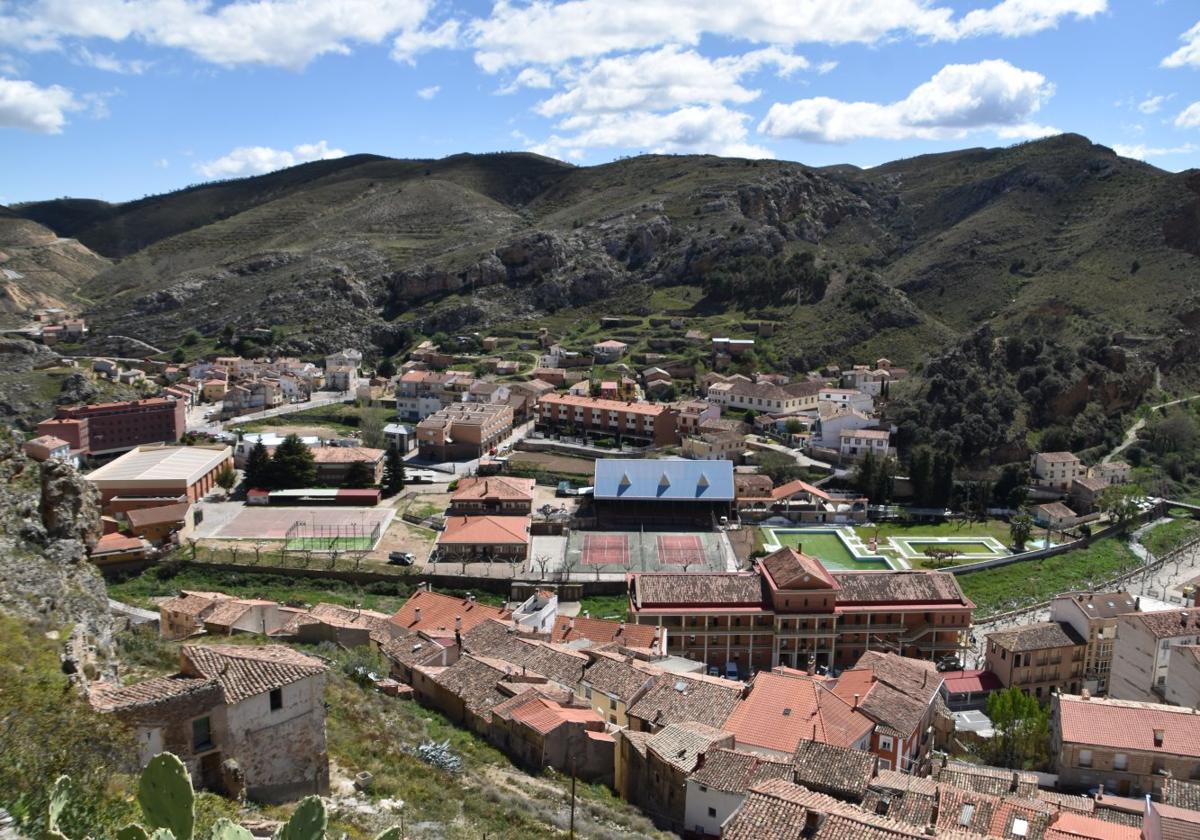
[487,690,613,784]
[1052,692,1200,797]
[684,747,794,838]
[91,645,330,803]
[591,339,628,362]
[159,591,236,640]
[1034,501,1080,530]
[1030,451,1086,492]
[985,622,1086,701]
[625,721,735,831]
[1070,475,1109,514]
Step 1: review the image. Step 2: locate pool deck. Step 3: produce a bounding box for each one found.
[762,526,1013,572]
[763,526,906,571]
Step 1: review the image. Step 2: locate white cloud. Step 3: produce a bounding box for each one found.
[1137,94,1166,114]
[391,19,461,64]
[528,104,774,160]
[759,59,1055,143]
[195,140,346,179]
[816,61,838,75]
[535,45,806,118]
[468,0,1105,72]
[0,76,79,133]
[954,0,1106,38]
[76,46,150,74]
[1112,142,1197,160]
[154,158,169,168]
[497,67,554,95]
[416,84,440,100]
[1162,20,1200,69]
[0,0,435,71]
[1176,102,1200,129]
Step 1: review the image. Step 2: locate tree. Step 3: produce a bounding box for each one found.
[382,448,406,496]
[376,356,396,378]
[854,450,878,498]
[244,439,271,489]
[986,687,1050,770]
[359,408,385,449]
[1101,483,1142,533]
[757,450,804,486]
[170,347,186,363]
[270,433,316,489]
[342,460,375,489]
[908,446,933,506]
[214,464,237,496]
[784,418,803,437]
[1009,511,1034,552]
[871,457,895,505]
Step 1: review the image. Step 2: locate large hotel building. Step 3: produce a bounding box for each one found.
[628,547,973,672]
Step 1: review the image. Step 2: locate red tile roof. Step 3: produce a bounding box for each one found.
[451,476,535,502]
[505,695,603,735]
[722,670,874,754]
[761,546,839,591]
[389,589,510,636]
[550,614,658,649]
[538,393,666,416]
[1057,693,1200,758]
[181,644,327,703]
[439,515,530,546]
[941,669,1004,694]
[1046,811,1141,840]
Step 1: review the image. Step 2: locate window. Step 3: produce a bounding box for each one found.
[270,688,283,711]
[707,808,717,818]
[609,697,617,710]
[879,735,893,752]
[1079,749,1092,768]
[1114,754,1128,771]
[191,716,213,752]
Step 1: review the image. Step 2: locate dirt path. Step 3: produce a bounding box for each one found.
[1103,394,1200,464]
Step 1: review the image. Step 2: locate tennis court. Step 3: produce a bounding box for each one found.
[211,506,394,552]
[563,529,732,575]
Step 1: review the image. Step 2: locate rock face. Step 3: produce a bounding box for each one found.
[0,428,112,669]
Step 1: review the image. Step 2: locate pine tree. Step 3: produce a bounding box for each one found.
[270,434,316,489]
[342,460,375,489]
[244,439,271,489]
[382,448,406,497]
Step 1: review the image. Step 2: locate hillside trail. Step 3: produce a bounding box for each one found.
[1102,393,1200,464]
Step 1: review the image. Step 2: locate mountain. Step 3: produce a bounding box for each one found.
[0,212,110,327]
[9,135,1199,383]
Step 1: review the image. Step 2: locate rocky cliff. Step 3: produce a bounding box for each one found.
[0,428,112,675]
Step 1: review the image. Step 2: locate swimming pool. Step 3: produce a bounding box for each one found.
[763,527,898,571]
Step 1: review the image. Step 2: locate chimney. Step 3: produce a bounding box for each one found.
[414,607,422,624]
[455,616,463,632]
[584,610,590,619]
[853,693,860,709]
[1136,596,1140,611]
[1154,728,1165,748]
[568,617,576,634]
[618,621,626,636]
[1097,783,1104,798]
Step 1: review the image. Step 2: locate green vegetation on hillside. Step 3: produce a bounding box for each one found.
[957,537,1141,617]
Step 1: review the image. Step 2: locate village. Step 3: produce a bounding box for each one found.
[12,309,1200,840]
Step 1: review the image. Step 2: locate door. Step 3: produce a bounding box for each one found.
[199,752,224,794]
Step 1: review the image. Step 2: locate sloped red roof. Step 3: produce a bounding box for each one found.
[722,671,873,754]
[389,589,510,636]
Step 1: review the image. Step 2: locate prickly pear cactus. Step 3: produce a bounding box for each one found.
[47,775,72,840]
[137,754,194,840]
[204,819,252,840]
[116,826,150,840]
[273,796,326,840]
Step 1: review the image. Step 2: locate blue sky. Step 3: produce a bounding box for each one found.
[1,0,1199,204]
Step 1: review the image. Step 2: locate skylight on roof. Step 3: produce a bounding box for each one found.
[1011,818,1029,836]
[959,804,975,826]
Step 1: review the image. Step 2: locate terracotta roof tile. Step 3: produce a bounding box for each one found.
[792,739,876,800]
[580,656,656,703]
[761,546,839,591]
[181,644,327,703]
[988,622,1085,652]
[689,747,794,795]
[1162,777,1200,811]
[646,721,733,773]
[451,476,535,503]
[90,675,220,713]
[439,515,530,545]
[429,654,511,716]
[161,591,233,617]
[631,572,764,609]
[1046,811,1141,840]
[1124,608,1200,638]
[1056,693,1200,758]
[722,671,874,754]
[502,695,603,735]
[933,759,1039,798]
[628,672,742,730]
[551,614,658,649]
[832,571,970,606]
[934,784,1052,839]
[722,783,808,840]
[390,590,510,636]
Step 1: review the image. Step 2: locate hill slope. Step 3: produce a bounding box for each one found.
[11,136,1199,382]
[0,213,109,327]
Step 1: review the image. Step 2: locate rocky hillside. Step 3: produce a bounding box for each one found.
[0,213,109,327]
[0,427,113,672]
[0,339,141,432]
[11,135,1199,381]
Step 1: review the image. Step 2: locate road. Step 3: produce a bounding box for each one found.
[1103,394,1200,464]
[745,437,833,471]
[185,391,354,434]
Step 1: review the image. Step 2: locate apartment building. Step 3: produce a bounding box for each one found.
[628,547,973,672]
[839,428,891,460]
[536,394,679,447]
[985,622,1086,701]
[395,370,476,421]
[1030,451,1087,491]
[705,378,821,415]
[37,398,187,457]
[416,402,513,461]
[1165,645,1200,708]
[1052,692,1200,797]
[1109,608,1200,702]
[1050,591,1140,694]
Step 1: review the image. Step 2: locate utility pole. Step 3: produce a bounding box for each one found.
[569,759,577,840]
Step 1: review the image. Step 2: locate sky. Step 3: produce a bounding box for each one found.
[1,0,1199,204]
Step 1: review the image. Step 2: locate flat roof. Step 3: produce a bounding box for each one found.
[87,445,230,487]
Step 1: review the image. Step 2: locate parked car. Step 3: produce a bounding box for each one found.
[388,551,415,566]
[724,662,740,681]
[936,655,962,672]
[706,665,720,677]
